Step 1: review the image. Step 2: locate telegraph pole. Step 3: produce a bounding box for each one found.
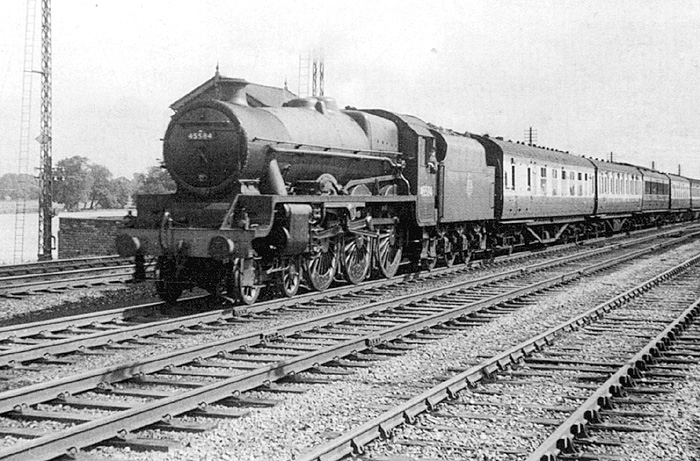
[524,127,537,146]
[300,50,325,98]
[37,0,52,260]
[312,54,324,97]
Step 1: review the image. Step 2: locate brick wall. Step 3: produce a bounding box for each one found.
[58,217,123,258]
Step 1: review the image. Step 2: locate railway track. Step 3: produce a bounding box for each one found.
[0,256,125,277]
[300,251,700,461]
[0,225,694,376]
[0,221,689,301]
[0,256,143,298]
[0,227,697,459]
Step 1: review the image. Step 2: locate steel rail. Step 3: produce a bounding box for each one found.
[0,236,695,460]
[0,221,693,298]
[297,252,700,461]
[0,265,138,296]
[2,223,692,338]
[0,255,125,274]
[527,297,700,461]
[0,228,554,331]
[0,228,689,368]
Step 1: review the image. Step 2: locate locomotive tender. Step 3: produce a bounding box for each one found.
[116,75,700,304]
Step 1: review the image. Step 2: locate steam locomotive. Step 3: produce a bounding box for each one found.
[116,75,700,304]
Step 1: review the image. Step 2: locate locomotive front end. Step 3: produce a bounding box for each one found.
[163,101,248,196]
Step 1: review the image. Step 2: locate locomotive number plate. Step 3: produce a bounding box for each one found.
[188,130,214,140]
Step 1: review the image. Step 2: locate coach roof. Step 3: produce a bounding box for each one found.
[478,136,593,168]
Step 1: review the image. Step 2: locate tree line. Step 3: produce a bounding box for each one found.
[0,156,176,211]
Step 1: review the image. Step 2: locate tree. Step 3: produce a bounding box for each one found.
[87,164,113,209]
[104,177,133,209]
[132,166,176,201]
[54,156,93,211]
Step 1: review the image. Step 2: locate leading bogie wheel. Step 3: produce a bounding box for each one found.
[279,257,301,298]
[155,256,183,304]
[305,237,337,291]
[235,259,261,305]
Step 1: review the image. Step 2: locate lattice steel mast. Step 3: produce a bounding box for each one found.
[37,0,52,260]
[298,50,324,98]
[312,54,324,97]
[13,0,38,263]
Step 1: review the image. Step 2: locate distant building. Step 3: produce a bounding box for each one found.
[170,71,296,111]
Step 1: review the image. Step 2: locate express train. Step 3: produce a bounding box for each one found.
[115,75,700,305]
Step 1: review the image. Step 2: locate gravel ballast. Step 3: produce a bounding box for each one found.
[83,241,700,460]
[1,239,699,460]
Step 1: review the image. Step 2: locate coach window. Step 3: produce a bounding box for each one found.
[569,174,574,196]
[511,164,516,189]
[578,174,583,195]
[527,167,531,190]
[540,167,547,194]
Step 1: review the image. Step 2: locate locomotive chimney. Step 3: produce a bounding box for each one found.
[215,77,249,106]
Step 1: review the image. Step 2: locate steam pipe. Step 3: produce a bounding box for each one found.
[267,158,288,196]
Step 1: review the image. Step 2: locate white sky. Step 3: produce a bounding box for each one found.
[1,0,699,179]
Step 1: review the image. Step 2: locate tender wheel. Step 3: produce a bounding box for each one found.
[235,259,261,305]
[422,257,437,271]
[279,257,301,298]
[305,237,337,291]
[375,227,402,279]
[437,235,456,267]
[460,249,473,264]
[343,234,371,284]
[442,251,456,267]
[155,256,183,304]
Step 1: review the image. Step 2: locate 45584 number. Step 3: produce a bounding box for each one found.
[188,130,214,140]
